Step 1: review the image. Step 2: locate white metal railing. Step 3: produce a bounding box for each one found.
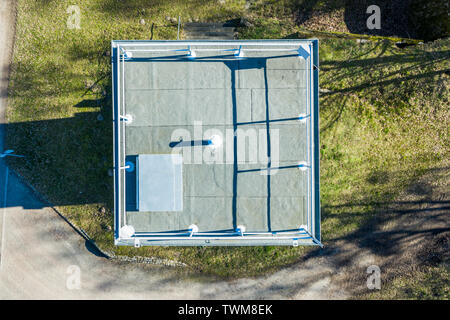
[134,229,309,237]
[113,40,321,246]
[115,44,130,231]
[113,40,313,46]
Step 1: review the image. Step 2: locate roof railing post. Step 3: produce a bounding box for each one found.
[177,16,181,40]
[298,113,310,122]
[188,224,198,237]
[120,48,133,60]
[234,45,244,58]
[296,45,310,59]
[297,161,310,171]
[236,225,246,236]
[120,114,133,123]
[187,45,196,59]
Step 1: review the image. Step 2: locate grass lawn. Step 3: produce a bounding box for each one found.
[6,0,449,280]
[361,266,449,299]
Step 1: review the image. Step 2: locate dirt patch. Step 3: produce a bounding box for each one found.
[298,8,348,34]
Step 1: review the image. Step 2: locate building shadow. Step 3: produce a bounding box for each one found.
[2,110,113,210]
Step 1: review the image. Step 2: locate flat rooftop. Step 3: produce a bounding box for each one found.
[112,40,321,246]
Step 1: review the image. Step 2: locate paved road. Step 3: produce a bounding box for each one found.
[0,0,345,299]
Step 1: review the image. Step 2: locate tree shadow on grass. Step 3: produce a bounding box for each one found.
[291,0,448,41]
[319,40,449,132]
[307,39,449,295]
[302,165,450,295]
[4,28,449,282]
[5,41,447,213]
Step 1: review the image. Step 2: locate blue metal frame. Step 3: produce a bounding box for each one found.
[312,39,321,242]
[112,45,120,240]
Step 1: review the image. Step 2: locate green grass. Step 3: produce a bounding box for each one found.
[6,0,450,280]
[361,266,450,300]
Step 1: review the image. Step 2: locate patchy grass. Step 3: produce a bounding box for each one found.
[362,266,449,300]
[6,0,449,283]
